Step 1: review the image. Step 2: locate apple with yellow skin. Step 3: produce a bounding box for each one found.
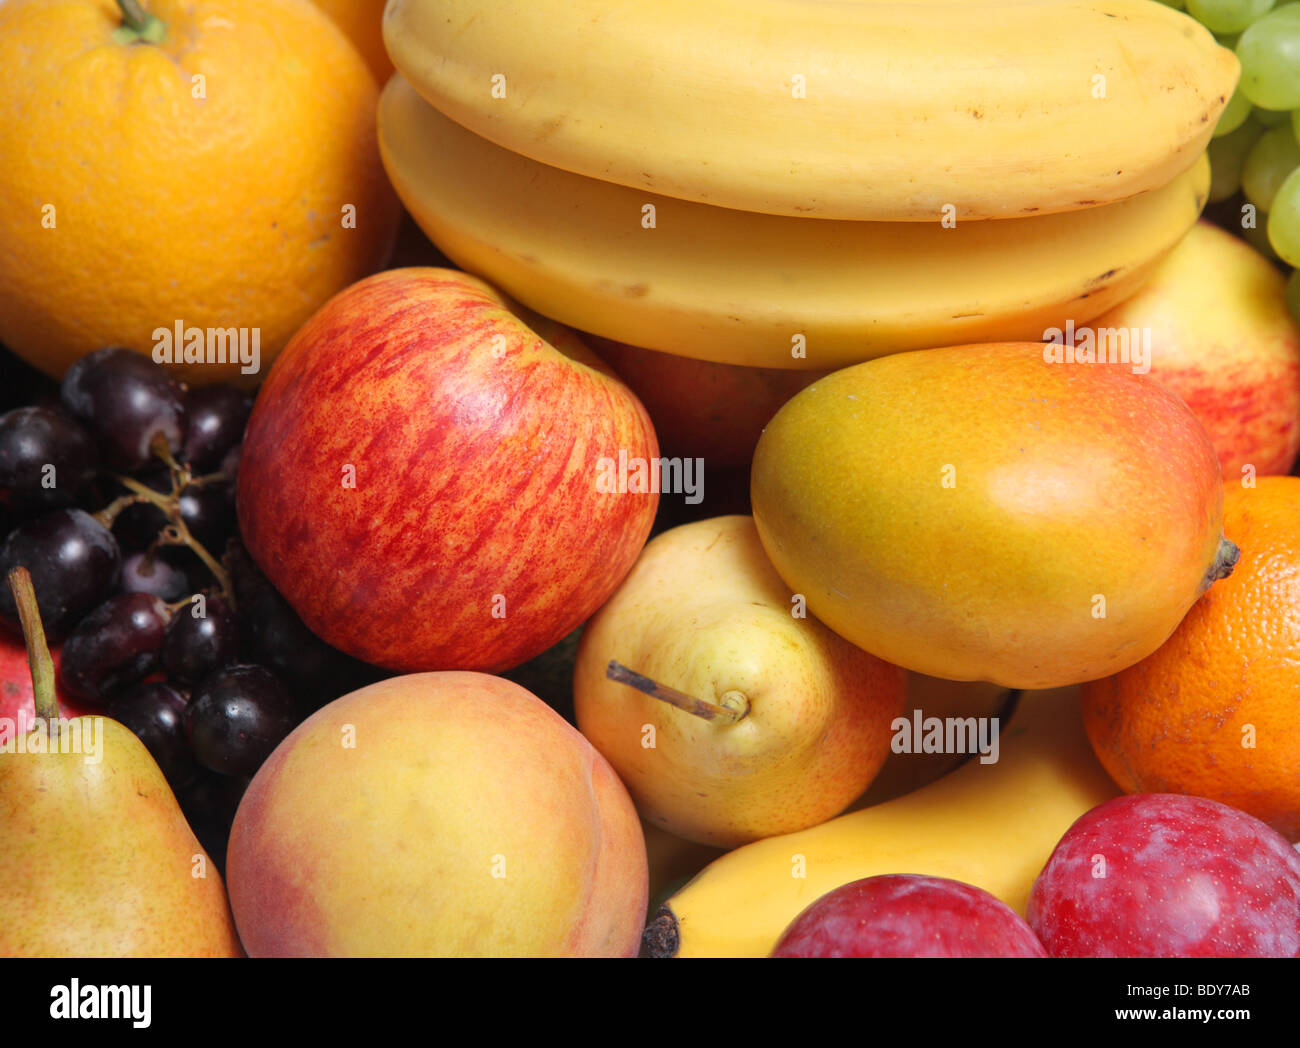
[226,671,648,957]
[574,515,907,849]
[237,267,659,673]
[1087,220,1300,479]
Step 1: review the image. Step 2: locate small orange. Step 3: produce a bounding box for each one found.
[1082,475,1300,840]
[0,0,400,387]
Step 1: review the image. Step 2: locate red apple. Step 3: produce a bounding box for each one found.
[1087,220,1300,479]
[0,635,92,745]
[236,268,659,673]
[585,334,825,468]
[1028,794,1300,957]
[771,874,1047,958]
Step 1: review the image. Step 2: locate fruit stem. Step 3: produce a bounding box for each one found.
[605,661,746,723]
[1203,536,1241,590]
[5,568,59,723]
[113,0,167,44]
[112,473,235,606]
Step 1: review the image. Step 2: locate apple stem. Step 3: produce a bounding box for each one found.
[605,661,747,723]
[5,567,59,723]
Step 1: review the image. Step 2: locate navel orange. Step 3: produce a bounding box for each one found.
[0,0,400,387]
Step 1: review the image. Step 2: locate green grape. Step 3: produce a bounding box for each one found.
[1214,85,1255,135]
[1242,216,1281,257]
[1293,107,1300,143]
[1286,268,1300,325]
[1242,124,1300,209]
[1267,167,1300,264]
[1189,0,1275,34]
[1237,5,1300,110]
[1209,116,1265,200]
[1157,0,1186,8]
[1256,105,1293,124]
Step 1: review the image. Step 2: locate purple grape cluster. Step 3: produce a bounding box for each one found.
[0,345,385,869]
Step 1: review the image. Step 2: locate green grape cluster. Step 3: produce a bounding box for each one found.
[1193,0,1300,321]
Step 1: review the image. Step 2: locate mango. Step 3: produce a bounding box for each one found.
[750,342,1237,689]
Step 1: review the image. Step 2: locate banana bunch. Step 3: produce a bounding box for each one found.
[379,0,1236,369]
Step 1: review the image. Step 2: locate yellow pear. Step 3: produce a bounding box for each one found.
[0,569,242,957]
[575,515,907,848]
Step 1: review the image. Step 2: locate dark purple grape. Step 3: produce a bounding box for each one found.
[60,347,186,472]
[120,551,190,600]
[183,385,251,473]
[219,442,241,481]
[162,594,238,686]
[108,681,197,790]
[58,592,172,704]
[0,406,99,511]
[226,538,385,712]
[0,509,121,640]
[186,663,297,777]
[177,480,235,551]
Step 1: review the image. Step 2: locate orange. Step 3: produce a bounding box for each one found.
[311,0,393,85]
[0,0,400,387]
[1082,475,1300,840]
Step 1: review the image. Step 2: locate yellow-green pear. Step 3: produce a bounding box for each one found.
[0,569,242,957]
[574,515,907,848]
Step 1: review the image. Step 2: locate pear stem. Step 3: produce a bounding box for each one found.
[6,567,59,722]
[605,661,746,723]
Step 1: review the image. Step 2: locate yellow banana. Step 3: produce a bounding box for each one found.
[384,0,1235,221]
[644,687,1119,958]
[379,74,1211,370]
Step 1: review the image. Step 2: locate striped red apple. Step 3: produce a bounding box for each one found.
[236,267,659,672]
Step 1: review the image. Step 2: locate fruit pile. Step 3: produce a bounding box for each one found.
[1,0,1299,961]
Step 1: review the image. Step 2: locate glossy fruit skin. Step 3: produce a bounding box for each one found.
[162,594,239,687]
[1082,476,1300,839]
[186,664,297,778]
[237,267,659,673]
[120,551,190,601]
[0,509,121,641]
[108,681,198,791]
[176,481,236,552]
[60,347,186,471]
[182,385,252,473]
[771,874,1048,958]
[0,0,399,387]
[58,593,172,705]
[1028,794,1300,957]
[0,405,98,511]
[751,342,1230,689]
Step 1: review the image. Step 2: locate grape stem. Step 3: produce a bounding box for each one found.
[5,567,60,723]
[112,473,235,608]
